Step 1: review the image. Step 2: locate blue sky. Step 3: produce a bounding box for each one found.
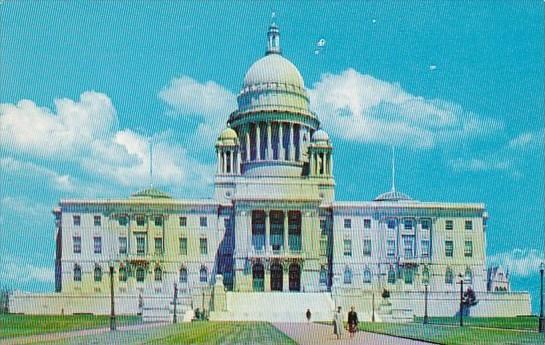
[1,1,544,311]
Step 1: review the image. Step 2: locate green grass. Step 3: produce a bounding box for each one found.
[414,316,539,331]
[358,322,545,345]
[0,314,141,339]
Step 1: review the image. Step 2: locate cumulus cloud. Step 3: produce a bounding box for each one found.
[488,249,544,278]
[308,69,502,148]
[508,130,544,150]
[448,158,511,173]
[0,255,55,284]
[0,157,76,191]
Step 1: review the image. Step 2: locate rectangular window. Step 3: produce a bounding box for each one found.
[421,219,431,230]
[404,219,413,230]
[404,268,414,284]
[136,215,145,227]
[136,236,146,255]
[224,217,230,230]
[154,237,163,255]
[200,238,208,255]
[200,216,208,227]
[344,218,351,229]
[343,239,352,256]
[445,240,454,257]
[319,239,327,256]
[363,239,372,256]
[465,220,473,231]
[403,236,414,258]
[118,216,128,226]
[73,236,81,254]
[118,237,127,254]
[445,220,454,231]
[180,237,188,255]
[93,236,102,254]
[363,219,371,229]
[387,219,397,230]
[94,215,101,226]
[320,219,327,236]
[464,241,473,257]
[73,215,81,226]
[387,240,396,257]
[421,240,430,258]
[154,216,163,227]
[179,216,187,227]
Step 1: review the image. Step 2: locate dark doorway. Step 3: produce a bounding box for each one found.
[270,263,283,291]
[252,263,264,292]
[289,263,301,291]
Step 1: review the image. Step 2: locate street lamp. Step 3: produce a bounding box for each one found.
[424,283,429,325]
[109,261,116,331]
[173,282,178,324]
[458,273,464,327]
[539,262,544,333]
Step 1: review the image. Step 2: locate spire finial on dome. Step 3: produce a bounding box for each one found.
[391,146,396,192]
[266,12,281,55]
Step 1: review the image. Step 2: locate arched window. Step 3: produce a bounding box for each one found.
[387,267,396,284]
[445,267,453,284]
[465,268,473,285]
[73,264,82,282]
[154,267,162,282]
[319,267,327,286]
[422,266,430,284]
[363,269,372,283]
[136,267,145,283]
[179,267,188,284]
[119,267,128,282]
[94,266,102,282]
[200,266,208,283]
[343,267,352,284]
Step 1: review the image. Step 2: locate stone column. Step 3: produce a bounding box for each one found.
[284,211,289,252]
[229,149,234,174]
[298,125,304,161]
[265,211,270,253]
[309,151,315,176]
[216,150,221,174]
[255,123,261,160]
[329,152,333,175]
[245,128,250,162]
[236,149,241,174]
[278,122,284,160]
[222,151,227,174]
[288,123,294,161]
[266,122,272,160]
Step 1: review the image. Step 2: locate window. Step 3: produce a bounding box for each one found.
[344,218,351,229]
[94,266,102,282]
[421,219,431,230]
[73,215,81,226]
[363,239,372,256]
[387,240,396,257]
[445,220,454,231]
[119,267,128,282]
[465,220,473,231]
[387,268,396,284]
[118,216,128,226]
[154,237,163,255]
[200,216,208,227]
[94,215,101,226]
[404,219,413,230]
[404,268,414,284]
[136,215,145,226]
[422,266,430,284]
[445,267,453,284]
[73,236,81,254]
[403,236,414,258]
[320,219,327,236]
[421,240,430,258]
[465,268,473,284]
[200,238,208,255]
[364,219,371,229]
[179,216,187,227]
[73,265,82,282]
[343,239,352,256]
[154,216,163,227]
[154,267,162,281]
[136,236,146,255]
[319,267,327,285]
[224,217,230,230]
[136,267,145,282]
[363,269,372,283]
[179,268,188,283]
[180,237,188,255]
[93,236,102,254]
[464,241,473,257]
[343,267,352,284]
[445,240,454,257]
[119,237,127,254]
[319,239,328,256]
[200,266,208,282]
[387,218,397,229]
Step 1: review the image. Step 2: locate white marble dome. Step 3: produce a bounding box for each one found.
[243,53,304,89]
[312,129,330,143]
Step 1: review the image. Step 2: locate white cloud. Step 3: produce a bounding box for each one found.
[0,157,76,191]
[308,69,502,148]
[488,249,544,278]
[448,158,511,173]
[0,255,55,284]
[508,130,544,150]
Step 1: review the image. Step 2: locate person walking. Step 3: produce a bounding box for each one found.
[333,306,344,339]
[347,306,359,337]
[306,309,312,322]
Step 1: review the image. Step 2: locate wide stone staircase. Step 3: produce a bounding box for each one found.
[142,294,193,323]
[209,292,335,322]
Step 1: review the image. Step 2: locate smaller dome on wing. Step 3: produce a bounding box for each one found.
[217,127,238,146]
[373,190,414,202]
[131,188,172,199]
[312,129,330,143]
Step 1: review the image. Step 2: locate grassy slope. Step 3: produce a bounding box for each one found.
[414,316,538,330]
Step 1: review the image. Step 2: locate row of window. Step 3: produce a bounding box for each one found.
[341,266,473,285]
[342,218,474,231]
[73,265,209,283]
[445,240,473,258]
[342,238,430,258]
[72,215,223,228]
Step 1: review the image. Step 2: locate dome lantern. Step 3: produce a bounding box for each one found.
[266,15,281,55]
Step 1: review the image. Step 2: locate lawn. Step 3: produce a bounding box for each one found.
[0,314,141,339]
[414,316,539,331]
[359,321,545,345]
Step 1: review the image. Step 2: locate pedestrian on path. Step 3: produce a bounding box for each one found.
[306,309,312,322]
[333,306,344,339]
[347,306,358,337]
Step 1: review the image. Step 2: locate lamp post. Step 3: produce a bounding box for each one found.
[539,262,544,333]
[371,293,375,322]
[458,273,464,327]
[173,283,178,324]
[109,261,116,331]
[424,283,429,325]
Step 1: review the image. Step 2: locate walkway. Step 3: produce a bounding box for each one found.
[273,322,435,345]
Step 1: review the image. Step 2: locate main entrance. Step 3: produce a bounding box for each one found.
[252,263,264,292]
[270,263,283,291]
[289,263,301,291]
